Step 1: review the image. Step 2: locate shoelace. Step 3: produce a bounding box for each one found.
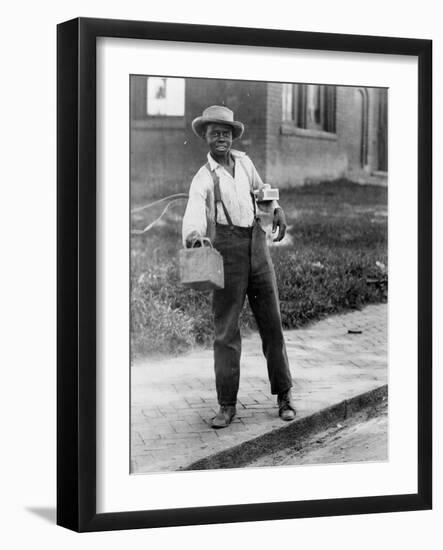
[278,393,294,411]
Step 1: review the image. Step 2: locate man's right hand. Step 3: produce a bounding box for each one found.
[185,231,203,248]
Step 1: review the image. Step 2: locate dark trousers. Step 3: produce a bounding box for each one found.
[212,221,293,406]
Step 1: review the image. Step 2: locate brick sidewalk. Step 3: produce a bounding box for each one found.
[131,303,387,473]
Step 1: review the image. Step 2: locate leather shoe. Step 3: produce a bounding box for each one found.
[211,405,236,429]
[278,389,296,421]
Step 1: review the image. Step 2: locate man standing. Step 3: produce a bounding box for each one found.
[182,105,295,428]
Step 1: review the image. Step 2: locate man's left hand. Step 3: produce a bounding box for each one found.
[272,207,287,242]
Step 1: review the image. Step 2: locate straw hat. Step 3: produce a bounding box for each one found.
[191,105,244,139]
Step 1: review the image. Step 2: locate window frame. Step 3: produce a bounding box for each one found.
[281,83,337,138]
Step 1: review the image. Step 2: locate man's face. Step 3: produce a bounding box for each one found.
[204,123,233,157]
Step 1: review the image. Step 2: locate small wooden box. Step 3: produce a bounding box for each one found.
[254,184,279,202]
[179,239,224,291]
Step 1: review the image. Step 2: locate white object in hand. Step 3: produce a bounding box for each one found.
[255,184,279,202]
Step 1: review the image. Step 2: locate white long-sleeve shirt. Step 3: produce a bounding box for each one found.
[182,150,278,244]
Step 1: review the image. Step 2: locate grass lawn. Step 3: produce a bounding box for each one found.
[131,179,387,358]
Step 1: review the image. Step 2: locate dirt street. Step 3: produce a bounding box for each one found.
[248,399,388,467]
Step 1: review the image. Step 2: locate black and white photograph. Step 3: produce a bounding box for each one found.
[130,75,389,474]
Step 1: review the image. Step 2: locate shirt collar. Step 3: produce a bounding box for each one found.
[206,149,246,172]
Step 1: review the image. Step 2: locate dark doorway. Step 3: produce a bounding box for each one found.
[377,89,388,171]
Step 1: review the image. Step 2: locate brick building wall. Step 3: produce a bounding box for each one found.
[130,76,387,201]
[264,84,387,188]
[131,76,268,199]
[265,83,347,187]
[130,76,187,198]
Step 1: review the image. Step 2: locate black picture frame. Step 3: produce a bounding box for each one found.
[57,17,432,532]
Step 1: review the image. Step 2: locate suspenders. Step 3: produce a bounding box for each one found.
[204,159,257,227]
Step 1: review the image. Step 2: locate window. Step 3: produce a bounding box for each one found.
[282,83,336,133]
[282,83,295,122]
[146,77,185,116]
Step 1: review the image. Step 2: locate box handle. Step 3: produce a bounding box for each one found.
[190,237,213,249]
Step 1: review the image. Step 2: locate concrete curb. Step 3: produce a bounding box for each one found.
[181,384,388,471]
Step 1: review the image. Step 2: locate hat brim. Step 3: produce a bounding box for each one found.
[192,117,244,140]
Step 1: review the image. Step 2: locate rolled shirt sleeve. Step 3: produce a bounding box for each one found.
[182,169,209,246]
[245,156,280,213]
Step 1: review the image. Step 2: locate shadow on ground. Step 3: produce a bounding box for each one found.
[26,507,56,524]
